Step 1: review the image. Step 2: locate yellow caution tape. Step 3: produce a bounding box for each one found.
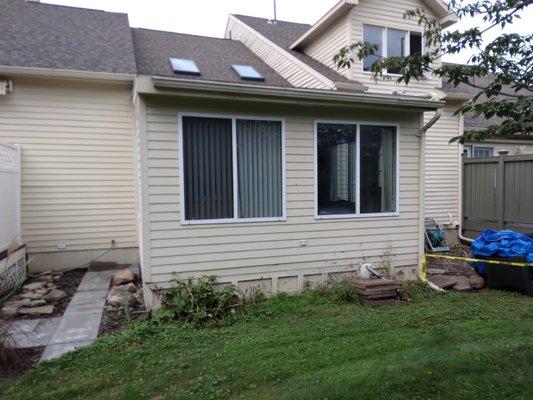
[424,253,533,268]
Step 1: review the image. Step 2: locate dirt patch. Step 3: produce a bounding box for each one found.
[426,244,475,276]
[99,274,147,337]
[0,346,44,382]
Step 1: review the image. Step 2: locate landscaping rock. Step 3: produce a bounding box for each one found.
[44,290,67,301]
[7,298,32,307]
[429,275,458,289]
[427,268,447,275]
[34,289,48,295]
[107,283,137,306]
[37,275,54,283]
[469,272,485,289]
[30,299,47,307]
[453,276,472,291]
[23,282,45,291]
[112,268,135,286]
[2,304,20,317]
[18,305,54,315]
[20,292,44,300]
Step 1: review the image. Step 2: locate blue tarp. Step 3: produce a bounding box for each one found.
[471,229,533,276]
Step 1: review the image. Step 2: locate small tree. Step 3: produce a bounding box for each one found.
[333,0,532,144]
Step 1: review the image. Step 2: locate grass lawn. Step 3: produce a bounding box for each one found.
[1,285,532,400]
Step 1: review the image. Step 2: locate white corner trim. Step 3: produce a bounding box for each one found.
[289,0,358,50]
[229,15,337,90]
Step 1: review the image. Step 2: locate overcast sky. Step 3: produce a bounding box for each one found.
[44,0,532,64]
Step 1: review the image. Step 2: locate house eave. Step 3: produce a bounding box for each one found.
[0,65,135,82]
[290,0,358,50]
[142,76,444,110]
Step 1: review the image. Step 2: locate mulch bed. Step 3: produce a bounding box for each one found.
[426,244,475,276]
[0,347,44,382]
[15,269,86,320]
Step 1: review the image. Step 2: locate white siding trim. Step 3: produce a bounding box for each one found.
[313,119,401,220]
[229,15,337,90]
[178,112,287,225]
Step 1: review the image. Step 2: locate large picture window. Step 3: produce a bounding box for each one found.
[181,115,284,223]
[316,122,398,217]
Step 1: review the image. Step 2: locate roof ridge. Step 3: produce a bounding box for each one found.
[131,27,236,42]
[27,1,125,16]
[232,14,312,28]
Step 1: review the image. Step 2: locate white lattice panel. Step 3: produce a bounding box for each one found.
[0,246,26,297]
[0,140,21,252]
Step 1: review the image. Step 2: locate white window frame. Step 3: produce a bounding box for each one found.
[362,24,424,76]
[463,144,495,158]
[178,112,286,225]
[314,120,401,220]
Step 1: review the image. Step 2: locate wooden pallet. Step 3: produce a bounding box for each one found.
[350,279,403,306]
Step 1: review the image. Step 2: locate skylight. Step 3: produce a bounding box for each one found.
[169,58,200,75]
[231,64,265,81]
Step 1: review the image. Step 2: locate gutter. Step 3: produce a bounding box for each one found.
[148,76,444,110]
[0,65,135,82]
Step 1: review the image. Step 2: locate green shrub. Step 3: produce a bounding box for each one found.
[329,280,359,303]
[160,276,241,327]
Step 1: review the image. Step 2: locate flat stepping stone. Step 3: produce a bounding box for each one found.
[40,269,113,362]
[429,275,458,289]
[9,317,61,348]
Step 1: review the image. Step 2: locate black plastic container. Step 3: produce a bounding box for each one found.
[477,255,533,296]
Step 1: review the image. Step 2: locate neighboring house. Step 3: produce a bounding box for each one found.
[1,0,523,307]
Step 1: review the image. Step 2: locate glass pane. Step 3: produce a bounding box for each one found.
[237,120,282,218]
[232,65,264,81]
[410,32,422,55]
[182,116,233,220]
[317,123,357,215]
[473,147,493,158]
[170,58,200,75]
[360,125,396,213]
[363,25,383,72]
[387,29,407,74]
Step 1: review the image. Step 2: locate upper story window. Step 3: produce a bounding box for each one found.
[363,25,423,74]
[463,145,495,158]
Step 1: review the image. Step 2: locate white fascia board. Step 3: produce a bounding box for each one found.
[146,75,444,110]
[289,0,358,50]
[0,65,135,83]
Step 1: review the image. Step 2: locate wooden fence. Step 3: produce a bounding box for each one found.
[462,153,533,239]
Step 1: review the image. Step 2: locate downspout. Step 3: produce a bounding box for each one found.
[418,110,444,291]
[457,113,474,244]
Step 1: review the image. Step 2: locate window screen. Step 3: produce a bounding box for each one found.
[387,29,407,74]
[182,116,283,222]
[363,25,383,72]
[360,125,397,213]
[317,124,357,215]
[182,117,234,221]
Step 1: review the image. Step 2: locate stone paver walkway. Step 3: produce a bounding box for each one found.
[40,269,114,361]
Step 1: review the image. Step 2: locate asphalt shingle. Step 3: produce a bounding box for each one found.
[0,0,136,74]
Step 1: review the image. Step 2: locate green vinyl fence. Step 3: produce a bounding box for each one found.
[462,153,533,239]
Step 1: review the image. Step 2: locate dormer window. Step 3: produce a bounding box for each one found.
[363,25,423,75]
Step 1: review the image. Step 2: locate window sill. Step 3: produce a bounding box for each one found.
[314,212,400,220]
[181,216,286,226]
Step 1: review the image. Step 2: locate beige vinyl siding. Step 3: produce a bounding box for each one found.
[0,77,137,259]
[424,105,461,224]
[226,17,333,90]
[349,0,441,96]
[141,96,422,290]
[302,14,350,78]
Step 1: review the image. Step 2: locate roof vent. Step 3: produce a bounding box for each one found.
[231,65,265,81]
[267,0,278,24]
[169,58,201,76]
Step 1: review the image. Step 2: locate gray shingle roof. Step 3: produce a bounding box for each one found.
[232,15,352,84]
[131,28,290,87]
[0,0,136,74]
